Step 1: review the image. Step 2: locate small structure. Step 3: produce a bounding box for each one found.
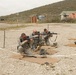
[31,14,37,23]
[38,15,45,20]
[0,18,4,21]
[60,11,76,21]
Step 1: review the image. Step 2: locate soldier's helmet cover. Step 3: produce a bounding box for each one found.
[33,30,37,33]
[21,33,26,38]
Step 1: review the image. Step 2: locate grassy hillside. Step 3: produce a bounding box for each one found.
[0,0,76,23]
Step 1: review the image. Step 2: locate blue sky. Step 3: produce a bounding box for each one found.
[0,0,63,16]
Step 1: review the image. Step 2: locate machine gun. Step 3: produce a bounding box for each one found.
[47,31,57,37]
[42,31,58,46]
[26,36,30,41]
[44,31,58,40]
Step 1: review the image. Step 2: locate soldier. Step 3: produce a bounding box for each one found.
[41,28,52,45]
[41,28,58,46]
[29,30,43,51]
[17,33,35,57]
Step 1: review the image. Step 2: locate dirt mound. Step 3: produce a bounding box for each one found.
[35,46,58,55]
[68,38,76,40]
[11,54,59,64]
[65,44,76,47]
[11,46,59,64]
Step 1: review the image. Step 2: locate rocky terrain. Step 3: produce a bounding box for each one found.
[0,23,76,75]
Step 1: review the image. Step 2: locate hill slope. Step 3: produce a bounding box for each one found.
[0,0,76,23]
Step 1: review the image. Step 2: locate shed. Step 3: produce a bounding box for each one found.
[31,14,38,23]
[60,11,76,21]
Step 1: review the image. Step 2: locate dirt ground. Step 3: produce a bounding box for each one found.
[0,23,76,75]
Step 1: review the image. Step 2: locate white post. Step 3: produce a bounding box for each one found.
[3,29,5,48]
[47,24,49,30]
[16,13,19,27]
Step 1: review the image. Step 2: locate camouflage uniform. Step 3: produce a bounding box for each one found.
[17,33,34,56]
[41,29,52,45]
[29,31,43,50]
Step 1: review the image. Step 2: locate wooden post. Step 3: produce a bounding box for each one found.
[47,24,49,30]
[3,29,5,48]
[16,13,19,27]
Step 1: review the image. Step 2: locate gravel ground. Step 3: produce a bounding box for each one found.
[0,23,76,75]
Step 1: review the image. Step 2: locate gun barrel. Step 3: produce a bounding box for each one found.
[52,33,58,35]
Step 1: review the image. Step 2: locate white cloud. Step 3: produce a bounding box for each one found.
[0,0,63,16]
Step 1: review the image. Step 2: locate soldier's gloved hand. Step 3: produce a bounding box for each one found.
[24,40,28,42]
[21,40,28,46]
[33,35,38,38]
[30,38,33,41]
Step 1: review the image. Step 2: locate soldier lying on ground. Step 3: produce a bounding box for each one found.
[17,33,36,58]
